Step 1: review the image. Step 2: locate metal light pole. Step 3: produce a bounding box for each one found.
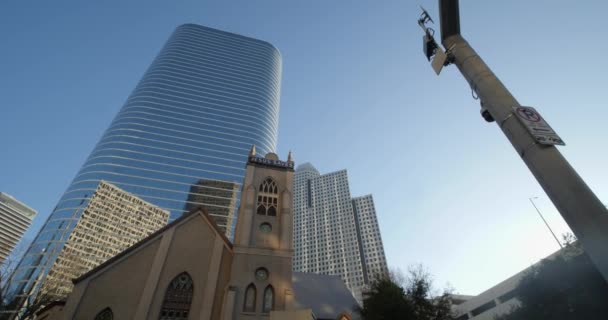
[419,0,608,283]
[529,197,563,249]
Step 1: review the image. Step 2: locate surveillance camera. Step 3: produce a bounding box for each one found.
[423,35,438,61]
[480,107,494,122]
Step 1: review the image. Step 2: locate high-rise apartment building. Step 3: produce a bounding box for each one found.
[40,180,169,298]
[0,193,36,265]
[352,195,388,284]
[293,163,388,304]
[7,24,282,307]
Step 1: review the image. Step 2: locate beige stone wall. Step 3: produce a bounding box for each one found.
[234,164,293,251]
[212,248,234,319]
[230,251,293,318]
[60,212,233,320]
[228,156,295,320]
[72,238,161,319]
[147,216,222,319]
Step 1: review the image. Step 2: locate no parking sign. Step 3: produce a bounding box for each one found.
[512,106,565,146]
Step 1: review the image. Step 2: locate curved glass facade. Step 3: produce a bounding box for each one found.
[7,24,281,304]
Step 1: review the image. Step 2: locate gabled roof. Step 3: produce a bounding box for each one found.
[73,207,232,284]
[35,300,66,316]
[292,272,360,320]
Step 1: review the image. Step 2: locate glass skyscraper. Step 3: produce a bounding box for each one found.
[7,24,281,307]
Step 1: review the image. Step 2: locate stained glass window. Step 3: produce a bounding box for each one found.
[94,308,113,320]
[263,285,274,313]
[243,283,257,312]
[159,272,193,320]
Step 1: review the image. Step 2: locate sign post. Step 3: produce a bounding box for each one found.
[431,0,608,284]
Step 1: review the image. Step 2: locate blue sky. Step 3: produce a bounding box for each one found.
[2,1,608,295]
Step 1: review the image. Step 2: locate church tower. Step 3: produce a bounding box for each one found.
[223,148,295,319]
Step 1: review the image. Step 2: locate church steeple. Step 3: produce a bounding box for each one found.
[229,151,295,317]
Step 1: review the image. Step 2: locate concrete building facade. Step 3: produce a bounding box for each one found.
[452,247,568,320]
[0,193,36,264]
[292,163,388,303]
[40,180,170,298]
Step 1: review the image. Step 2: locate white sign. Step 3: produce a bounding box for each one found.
[512,106,565,146]
[432,47,447,75]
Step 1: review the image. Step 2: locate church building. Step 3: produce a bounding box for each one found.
[38,150,359,320]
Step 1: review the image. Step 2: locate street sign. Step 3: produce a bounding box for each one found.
[512,106,565,146]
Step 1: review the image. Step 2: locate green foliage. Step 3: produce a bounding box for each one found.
[359,277,414,320]
[497,242,608,320]
[359,266,454,320]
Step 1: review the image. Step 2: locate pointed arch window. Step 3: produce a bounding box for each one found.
[257,178,278,216]
[267,206,277,216]
[243,283,257,312]
[159,272,193,320]
[262,285,274,313]
[94,308,113,320]
[260,178,278,194]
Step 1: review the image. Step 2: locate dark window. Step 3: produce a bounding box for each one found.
[260,178,278,194]
[306,179,312,208]
[470,300,496,316]
[259,223,272,233]
[257,205,266,215]
[267,206,276,216]
[243,283,257,312]
[94,307,113,320]
[257,177,278,216]
[499,289,518,303]
[159,272,193,320]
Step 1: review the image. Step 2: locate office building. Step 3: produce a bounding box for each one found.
[0,193,36,265]
[6,24,282,307]
[39,180,169,298]
[452,247,568,320]
[292,163,388,303]
[184,179,239,237]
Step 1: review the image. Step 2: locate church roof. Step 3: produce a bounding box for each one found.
[72,207,231,284]
[292,272,360,320]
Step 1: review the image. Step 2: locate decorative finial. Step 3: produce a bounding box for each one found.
[249,144,256,157]
[287,150,293,162]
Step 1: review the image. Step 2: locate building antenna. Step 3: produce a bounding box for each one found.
[529,197,563,249]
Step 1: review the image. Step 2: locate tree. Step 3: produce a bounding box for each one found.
[359,275,414,320]
[497,236,608,320]
[1,242,24,315]
[0,240,58,320]
[359,266,455,320]
[1,292,58,320]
